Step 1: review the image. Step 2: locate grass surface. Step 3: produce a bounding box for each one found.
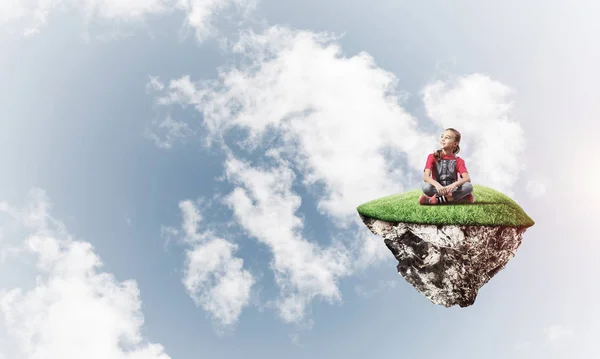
[357,184,534,227]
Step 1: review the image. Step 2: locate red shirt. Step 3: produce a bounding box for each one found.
[423,153,468,181]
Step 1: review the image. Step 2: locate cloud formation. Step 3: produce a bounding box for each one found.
[0,0,256,40]
[0,188,171,359]
[177,0,258,41]
[222,155,351,323]
[148,25,529,323]
[166,199,255,328]
[422,74,526,197]
[145,115,194,149]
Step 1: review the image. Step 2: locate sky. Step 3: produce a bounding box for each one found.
[0,0,598,358]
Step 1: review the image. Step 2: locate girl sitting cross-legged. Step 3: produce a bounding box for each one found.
[419,128,475,205]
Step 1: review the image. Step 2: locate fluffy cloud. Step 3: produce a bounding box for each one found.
[151,27,432,223]
[0,0,256,40]
[177,0,258,41]
[148,26,529,323]
[183,238,255,327]
[422,74,526,197]
[0,0,174,36]
[168,199,255,328]
[222,155,351,323]
[0,188,171,359]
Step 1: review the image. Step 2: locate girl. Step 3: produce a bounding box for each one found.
[419,128,475,205]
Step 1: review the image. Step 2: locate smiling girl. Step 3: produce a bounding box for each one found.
[419,128,475,205]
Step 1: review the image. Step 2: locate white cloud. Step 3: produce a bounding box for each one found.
[153,27,432,224]
[149,25,531,323]
[0,0,255,40]
[544,325,574,341]
[222,155,351,323]
[353,230,391,268]
[1,0,175,36]
[174,200,255,328]
[421,74,526,197]
[82,0,174,20]
[176,0,258,42]
[146,76,165,92]
[183,237,254,328]
[144,115,193,149]
[0,188,171,359]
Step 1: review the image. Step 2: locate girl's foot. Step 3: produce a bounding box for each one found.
[427,194,449,205]
[419,194,428,205]
[457,194,475,203]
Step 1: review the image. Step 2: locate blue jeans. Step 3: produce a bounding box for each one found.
[422,182,473,200]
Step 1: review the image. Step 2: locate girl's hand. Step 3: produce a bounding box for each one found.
[444,184,456,195]
[435,184,446,195]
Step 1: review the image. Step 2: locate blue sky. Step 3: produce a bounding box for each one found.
[0,1,598,358]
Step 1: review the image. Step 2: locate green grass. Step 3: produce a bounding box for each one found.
[356,184,534,227]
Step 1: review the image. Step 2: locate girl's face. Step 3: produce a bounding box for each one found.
[440,131,457,151]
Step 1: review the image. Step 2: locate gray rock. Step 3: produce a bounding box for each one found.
[359,213,528,307]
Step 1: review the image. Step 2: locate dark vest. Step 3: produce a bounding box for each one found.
[434,157,457,186]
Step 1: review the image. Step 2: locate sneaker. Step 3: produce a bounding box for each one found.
[429,195,448,204]
[460,194,475,203]
[419,194,428,205]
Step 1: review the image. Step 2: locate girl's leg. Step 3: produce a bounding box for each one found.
[451,183,473,201]
[421,183,454,204]
[420,183,438,205]
[422,183,437,196]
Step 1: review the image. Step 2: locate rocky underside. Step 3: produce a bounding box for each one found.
[359,214,528,307]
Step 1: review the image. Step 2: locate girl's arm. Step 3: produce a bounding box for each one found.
[450,173,471,188]
[423,169,442,187]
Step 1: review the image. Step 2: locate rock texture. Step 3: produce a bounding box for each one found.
[359,214,528,307]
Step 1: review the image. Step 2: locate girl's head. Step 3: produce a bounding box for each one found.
[434,128,461,161]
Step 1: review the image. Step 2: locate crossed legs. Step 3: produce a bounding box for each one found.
[421,182,473,203]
